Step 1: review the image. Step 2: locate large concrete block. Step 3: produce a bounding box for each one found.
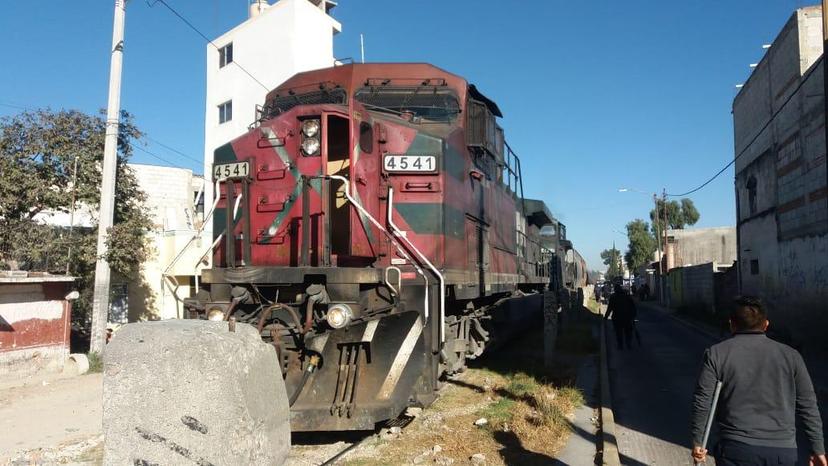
[103,320,290,466]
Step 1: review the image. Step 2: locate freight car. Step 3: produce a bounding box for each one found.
[184,63,561,431]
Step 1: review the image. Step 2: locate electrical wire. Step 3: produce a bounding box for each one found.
[144,135,202,165]
[666,55,823,198]
[0,102,29,111]
[147,0,270,92]
[0,97,202,174]
[666,159,735,198]
[130,143,186,169]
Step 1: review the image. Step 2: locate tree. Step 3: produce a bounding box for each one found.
[649,197,700,235]
[0,109,152,329]
[624,219,656,274]
[600,247,623,279]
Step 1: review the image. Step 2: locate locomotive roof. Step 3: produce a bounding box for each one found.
[266,63,502,117]
[523,198,555,228]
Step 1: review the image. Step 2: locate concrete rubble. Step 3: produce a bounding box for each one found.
[103,320,290,466]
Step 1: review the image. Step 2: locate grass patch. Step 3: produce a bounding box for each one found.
[506,373,540,398]
[87,352,103,374]
[478,398,517,425]
[483,371,584,456]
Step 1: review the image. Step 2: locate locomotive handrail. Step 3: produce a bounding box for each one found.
[319,175,432,326]
[387,186,446,343]
[194,232,225,291]
[162,178,222,315]
[384,266,402,296]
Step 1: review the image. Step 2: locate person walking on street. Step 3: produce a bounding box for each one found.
[691,296,826,466]
[641,282,651,301]
[604,284,637,350]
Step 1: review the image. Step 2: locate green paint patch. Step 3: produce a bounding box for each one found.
[213,143,237,163]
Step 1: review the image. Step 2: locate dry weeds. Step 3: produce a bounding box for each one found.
[343,368,583,466]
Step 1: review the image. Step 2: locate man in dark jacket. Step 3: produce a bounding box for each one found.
[604,284,636,350]
[691,296,826,466]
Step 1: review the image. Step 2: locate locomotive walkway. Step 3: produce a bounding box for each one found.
[606,301,717,465]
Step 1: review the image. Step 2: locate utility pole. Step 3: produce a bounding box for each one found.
[652,193,663,302]
[65,156,79,275]
[662,189,669,303]
[90,0,127,354]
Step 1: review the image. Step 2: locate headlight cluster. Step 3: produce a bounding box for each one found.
[301,119,321,155]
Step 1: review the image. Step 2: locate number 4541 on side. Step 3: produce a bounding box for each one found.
[213,161,250,181]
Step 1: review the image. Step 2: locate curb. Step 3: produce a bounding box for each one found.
[599,316,621,466]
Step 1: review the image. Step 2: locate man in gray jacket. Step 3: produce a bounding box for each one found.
[691,296,826,465]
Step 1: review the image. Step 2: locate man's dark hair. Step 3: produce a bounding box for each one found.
[614,284,623,294]
[731,296,767,331]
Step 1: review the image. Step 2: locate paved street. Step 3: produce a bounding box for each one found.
[607,301,717,466]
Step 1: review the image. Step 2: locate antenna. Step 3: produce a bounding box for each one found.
[360,33,365,63]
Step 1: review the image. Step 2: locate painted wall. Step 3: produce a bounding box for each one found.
[125,164,205,322]
[732,6,828,352]
[0,277,74,378]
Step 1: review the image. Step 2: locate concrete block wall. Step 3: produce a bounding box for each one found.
[667,227,737,268]
[733,5,828,353]
[680,263,716,313]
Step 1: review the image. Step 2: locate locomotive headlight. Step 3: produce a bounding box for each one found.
[301,137,320,155]
[207,307,225,321]
[325,303,353,329]
[301,119,320,137]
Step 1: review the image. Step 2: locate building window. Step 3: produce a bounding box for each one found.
[750,259,759,275]
[219,43,233,68]
[218,100,232,124]
[746,175,757,215]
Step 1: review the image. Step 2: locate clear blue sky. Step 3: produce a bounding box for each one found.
[0,1,813,269]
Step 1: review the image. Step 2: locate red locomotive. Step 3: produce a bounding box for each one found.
[188,63,566,431]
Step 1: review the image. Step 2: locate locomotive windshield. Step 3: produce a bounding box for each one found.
[354,86,460,122]
[263,87,348,119]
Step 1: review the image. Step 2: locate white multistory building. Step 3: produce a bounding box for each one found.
[202,0,341,251]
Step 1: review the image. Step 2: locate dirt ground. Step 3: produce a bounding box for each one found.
[0,373,103,465]
[0,308,596,466]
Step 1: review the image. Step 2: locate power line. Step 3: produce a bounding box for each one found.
[144,135,202,165]
[130,143,185,169]
[666,55,823,198]
[0,97,202,171]
[147,0,270,92]
[131,143,204,176]
[0,102,29,111]
[666,159,735,197]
